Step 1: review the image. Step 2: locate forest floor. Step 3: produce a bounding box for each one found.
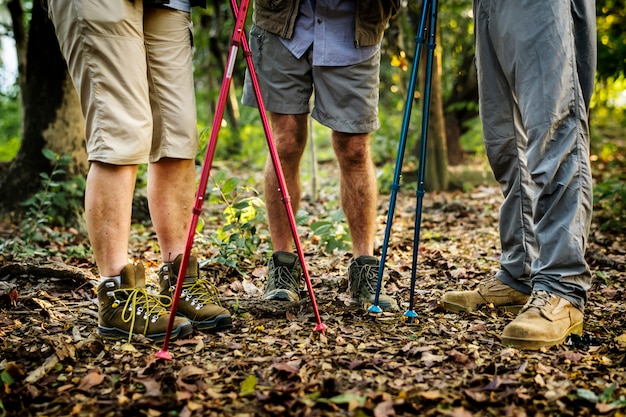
[0,160,625,417]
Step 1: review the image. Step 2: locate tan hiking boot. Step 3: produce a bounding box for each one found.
[441,277,530,313]
[348,256,399,312]
[501,290,583,350]
[98,262,193,342]
[159,254,233,332]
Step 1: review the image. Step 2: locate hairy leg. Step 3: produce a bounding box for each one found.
[264,113,308,252]
[85,162,137,277]
[148,158,196,262]
[332,131,378,258]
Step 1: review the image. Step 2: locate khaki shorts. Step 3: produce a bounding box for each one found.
[47,0,198,164]
[242,25,381,134]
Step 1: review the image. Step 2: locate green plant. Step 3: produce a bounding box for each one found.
[593,177,626,233]
[1,149,88,258]
[197,170,267,273]
[309,207,352,253]
[21,149,85,232]
[577,383,626,412]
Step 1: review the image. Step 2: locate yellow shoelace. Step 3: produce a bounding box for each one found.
[180,278,223,308]
[113,288,173,340]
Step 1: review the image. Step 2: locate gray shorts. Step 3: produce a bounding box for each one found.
[241,25,380,134]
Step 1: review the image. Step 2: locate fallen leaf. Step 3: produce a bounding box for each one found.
[240,374,257,397]
[77,369,106,391]
[25,354,59,384]
[9,288,18,307]
[373,399,395,417]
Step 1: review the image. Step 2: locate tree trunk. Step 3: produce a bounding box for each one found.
[7,0,26,94]
[418,32,448,192]
[443,50,479,166]
[0,0,87,211]
[425,38,448,191]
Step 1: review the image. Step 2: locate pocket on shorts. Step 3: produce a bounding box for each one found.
[82,0,127,22]
[249,24,269,52]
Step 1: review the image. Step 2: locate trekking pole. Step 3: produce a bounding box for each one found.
[368,0,438,322]
[156,0,251,360]
[156,0,327,360]
[231,0,327,333]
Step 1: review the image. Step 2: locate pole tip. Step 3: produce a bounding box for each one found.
[403,310,418,318]
[315,323,328,332]
[155,350,173,360]
[368,305,383,314]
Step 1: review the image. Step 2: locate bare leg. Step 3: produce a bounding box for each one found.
[85,162,137,277]
[264,113,308,252]
[332,131,377,258]
[147,158,196,262]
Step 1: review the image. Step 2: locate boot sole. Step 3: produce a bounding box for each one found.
[186,314,233,332]
[98,321,193,343]
[353,297,399,312]
[262,289,300,302]
[501,321,584,350]
[442,301,524,314]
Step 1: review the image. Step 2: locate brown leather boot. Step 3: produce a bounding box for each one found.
[441,277,530,313]
[501,290,583,350]
[98,262,193,342]
[159,254,232,332]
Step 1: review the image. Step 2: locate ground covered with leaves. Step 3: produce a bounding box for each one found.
[1,163,626,417]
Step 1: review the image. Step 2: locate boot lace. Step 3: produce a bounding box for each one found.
[111,288,172,340]
[177,278,223,310]
[525,290,556,310]
[268,265,300,294]
[350,263,378,296]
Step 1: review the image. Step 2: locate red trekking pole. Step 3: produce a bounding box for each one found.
[156,0,326,360]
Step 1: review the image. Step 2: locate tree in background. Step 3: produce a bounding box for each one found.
[0,0,86,211]
[1,0,625,213]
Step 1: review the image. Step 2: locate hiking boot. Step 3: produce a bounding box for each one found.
[262,251,301,302]
[97,262,193,342]
[159,254,233,332]
[441,277,530,313]
[501,290,584,350]
[348,256,399,312]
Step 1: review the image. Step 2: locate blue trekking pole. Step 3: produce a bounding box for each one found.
[368,0,438,321]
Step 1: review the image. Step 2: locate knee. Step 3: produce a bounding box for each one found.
[275,135,307,162]
[333,133,371,165]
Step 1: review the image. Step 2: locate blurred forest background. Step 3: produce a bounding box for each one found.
[0,0,624,258]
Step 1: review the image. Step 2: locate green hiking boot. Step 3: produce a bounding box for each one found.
[501,290,583,350]
[262,251,302,302]
[159,254,233,332]
[441,276,530,313]
[348,256,399,312]
[97,262,193,342]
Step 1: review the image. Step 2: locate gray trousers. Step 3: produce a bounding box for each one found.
[474,0,596,310]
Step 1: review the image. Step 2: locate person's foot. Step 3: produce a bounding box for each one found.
[501,290,583,349]
[159,254,233,332]
[348,256,398,312]
[441,277,530,313]
[98,262,193,342]
[262,251,301,302]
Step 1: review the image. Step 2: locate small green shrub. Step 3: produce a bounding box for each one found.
[309,207,351,253]
[594,177,626,233]
[196,170,267,273]
[1,149,87,259]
